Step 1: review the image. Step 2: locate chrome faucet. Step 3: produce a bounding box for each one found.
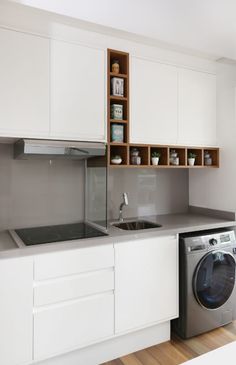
[118,193,129,222]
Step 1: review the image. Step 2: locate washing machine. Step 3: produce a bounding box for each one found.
[172,228,236,339]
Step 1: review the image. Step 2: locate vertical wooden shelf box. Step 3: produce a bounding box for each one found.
[107,49,129,167]
[204,148,219,168]
[129,145,149,166]
[150,146,168,167]
[168,147,186,167]
[187,148,203,167]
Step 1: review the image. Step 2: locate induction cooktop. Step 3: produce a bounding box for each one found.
[12,222,107,246]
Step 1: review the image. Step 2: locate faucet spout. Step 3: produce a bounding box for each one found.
[118,193,129,222]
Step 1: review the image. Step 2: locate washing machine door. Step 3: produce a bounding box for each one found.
[193,250,236,309]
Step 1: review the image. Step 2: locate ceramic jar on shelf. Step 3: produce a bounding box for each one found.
[170,150,179,165]
[130,148,141,165]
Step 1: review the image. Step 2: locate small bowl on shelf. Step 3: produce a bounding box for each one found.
[111,155,122,165]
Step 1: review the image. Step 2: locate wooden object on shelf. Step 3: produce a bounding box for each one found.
[107,49,219,169]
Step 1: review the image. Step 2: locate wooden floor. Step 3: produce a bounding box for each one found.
[102,321,236,365]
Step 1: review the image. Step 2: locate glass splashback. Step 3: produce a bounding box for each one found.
[85,156,107,231]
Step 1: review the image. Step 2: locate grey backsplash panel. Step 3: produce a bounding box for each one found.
[0,144,84,230]
[0,144,188,230]
[108,168,189,220]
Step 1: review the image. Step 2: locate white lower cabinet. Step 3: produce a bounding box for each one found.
[0,237,179,364]
[33,244,115,361]
[115,235,178,334]
[0,257,33,365]
[33,292,114,360]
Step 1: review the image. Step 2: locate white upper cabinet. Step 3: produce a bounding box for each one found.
[115,235,178,334]
[50,40,106,142]
[130,55,217,147]
[0,257,33,365]
[130,57,178,145]
[0,28,50,138]
[178,69,216,146]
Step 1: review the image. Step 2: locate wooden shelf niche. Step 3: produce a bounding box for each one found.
[107,49,219,169]
[187,148,203,167]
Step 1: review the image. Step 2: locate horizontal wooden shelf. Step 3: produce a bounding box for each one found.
[110,142,128,146]
[110,72,127,78]
[110,95,128,101]
[109,164,219,169]
[110,119,128,124]
[108,143,219,169]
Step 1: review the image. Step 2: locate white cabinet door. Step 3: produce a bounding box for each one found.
[0,257,33,365]
[0,28,50,138]
[178,69,216,146]
[34,293,114,360]
[115,235,178,334]
[50,40,106,142]
[130,57,178,144]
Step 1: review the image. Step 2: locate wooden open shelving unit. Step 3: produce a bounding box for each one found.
[107,49,219,169]
[107,49,129,167]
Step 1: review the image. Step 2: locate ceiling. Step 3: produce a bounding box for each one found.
[12,0,236,60]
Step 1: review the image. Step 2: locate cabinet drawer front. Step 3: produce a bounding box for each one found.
[34,269,114,307]
[34,245,114,280]
[34,293,114,360]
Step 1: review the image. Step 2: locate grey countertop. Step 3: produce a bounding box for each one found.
[0,211,235,259]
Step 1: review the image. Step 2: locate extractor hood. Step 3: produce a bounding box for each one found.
[14,139,106,160]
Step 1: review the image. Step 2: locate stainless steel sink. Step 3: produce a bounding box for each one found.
[112,220,162,231]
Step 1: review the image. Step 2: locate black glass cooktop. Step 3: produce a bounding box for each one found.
[15,222,108,246]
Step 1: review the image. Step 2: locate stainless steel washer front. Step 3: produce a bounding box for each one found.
[172,228,236,338]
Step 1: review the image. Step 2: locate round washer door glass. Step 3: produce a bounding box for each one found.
[193,251,235,309]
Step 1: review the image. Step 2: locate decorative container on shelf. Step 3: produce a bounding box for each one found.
[111,77,124,96]
[111,155,122,165]
[130,148,141,165]
[111,104,123,120]
[151,152,161,166]
[111,59,120,74]
[188,152,196,166]
[204,151,212,165]
[111,124,124,143]
[170,150,179,165]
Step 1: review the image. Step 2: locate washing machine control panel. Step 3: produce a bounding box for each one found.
[209,238,218,246]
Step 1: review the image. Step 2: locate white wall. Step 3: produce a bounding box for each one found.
[189,63,236,212]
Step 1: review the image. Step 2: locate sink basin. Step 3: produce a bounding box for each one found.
[112,220,162,231]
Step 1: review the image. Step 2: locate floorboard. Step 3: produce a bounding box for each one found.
[102,321,236,365]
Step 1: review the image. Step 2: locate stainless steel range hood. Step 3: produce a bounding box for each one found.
[14,139,106,160]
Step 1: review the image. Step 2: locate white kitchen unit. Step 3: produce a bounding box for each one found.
[178,69,217,146]
[115,235,178,333]
[50,40,106,142]
[130,55,216,147]
[0,257,33,365]
[33,244,115,361]
[0,28,50,138]
[130,56,178,145]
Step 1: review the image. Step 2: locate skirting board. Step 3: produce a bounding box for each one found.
[35,321,170,365]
